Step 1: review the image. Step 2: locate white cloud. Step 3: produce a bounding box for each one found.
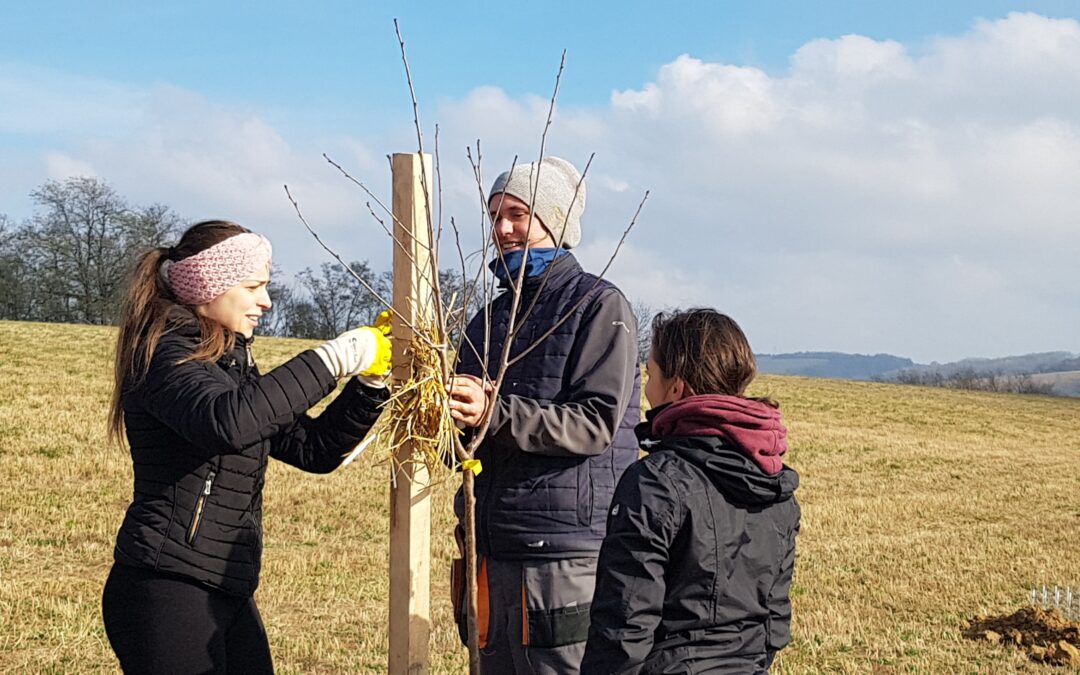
[433,12,1080,361]
[791,34,914,81]
[1,73,395,275]
[613,55,780,136]
[44,152,97,180]
[4,12,1079,361]
[0,63,145,136]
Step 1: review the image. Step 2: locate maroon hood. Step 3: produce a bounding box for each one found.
[650,394,789,475]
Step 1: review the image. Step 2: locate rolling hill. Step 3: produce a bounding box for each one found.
[757,350,1080,396]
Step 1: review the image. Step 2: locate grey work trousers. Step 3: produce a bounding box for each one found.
[476,556,598,675]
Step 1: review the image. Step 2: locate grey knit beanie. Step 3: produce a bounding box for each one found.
[488,156,585,249]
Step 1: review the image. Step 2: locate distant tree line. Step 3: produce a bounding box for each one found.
[259,262,483,341]
[887,368,1056,396]
[0,177,182,325]
[1036,356,1080,373]
[2,176,622,346]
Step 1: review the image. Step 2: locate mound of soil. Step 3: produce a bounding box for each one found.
[963,606,1080,668]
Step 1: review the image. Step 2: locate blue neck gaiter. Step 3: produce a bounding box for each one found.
[490,247,566,284]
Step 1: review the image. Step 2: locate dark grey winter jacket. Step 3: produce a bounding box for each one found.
[583,418,800,674]
[113,316,386,596]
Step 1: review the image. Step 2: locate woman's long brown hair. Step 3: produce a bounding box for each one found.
[107,220,251,445]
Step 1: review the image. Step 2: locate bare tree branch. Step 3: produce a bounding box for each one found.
[322,153,433,256]
[508,190,649,366]
[322,153,444,315]
[283,184,438,348]
[461,51,572,497]
[390,20,455,401]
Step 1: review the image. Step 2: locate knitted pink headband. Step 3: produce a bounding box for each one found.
[167,232,273,305]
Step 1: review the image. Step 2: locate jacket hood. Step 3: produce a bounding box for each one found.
[669,436,799,506]
[647,395,788,473]
[636,395,798,506]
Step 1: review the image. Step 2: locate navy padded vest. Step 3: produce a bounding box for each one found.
[457,255,641,559]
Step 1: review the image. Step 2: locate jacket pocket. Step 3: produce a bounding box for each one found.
[186,470,216,545]
[576,462,593,527]
[522,557,596,648]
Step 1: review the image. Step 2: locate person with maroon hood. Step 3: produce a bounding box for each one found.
[582,308,800,674]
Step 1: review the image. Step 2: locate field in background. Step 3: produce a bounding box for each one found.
[1,319,1078,673]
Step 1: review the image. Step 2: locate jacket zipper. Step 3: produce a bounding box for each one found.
[186,470,216,544]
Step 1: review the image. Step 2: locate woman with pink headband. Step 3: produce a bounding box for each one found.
[102,220,391,673]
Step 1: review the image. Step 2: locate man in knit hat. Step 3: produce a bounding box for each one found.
[449,156,641,674]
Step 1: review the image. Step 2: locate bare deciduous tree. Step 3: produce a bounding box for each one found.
[0,214,41,321]
[631,300,656,363]
[22,177,181,324]
[286,24,649,672]
[294,261,390,339]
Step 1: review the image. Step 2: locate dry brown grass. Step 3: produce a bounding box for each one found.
[1,319,1077,673]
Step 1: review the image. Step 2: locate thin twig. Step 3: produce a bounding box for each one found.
[463,51,568,422]
[365,202,415,267]
[435,124,444,250]
[510,48,567,294]
[284,184,438,349]
[453,145,499,383]
[323,153,434,257]
[394,19,450,398]
[395,18,425,162]
[363,201,440,292]
[508,190,649,367]
[472,152,520,383]
[446,216,484,366]
[495,50,566,367]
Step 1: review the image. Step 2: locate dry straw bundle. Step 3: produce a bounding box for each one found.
[380,322,458,477]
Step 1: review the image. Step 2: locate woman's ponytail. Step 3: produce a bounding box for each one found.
[107,247,174,445]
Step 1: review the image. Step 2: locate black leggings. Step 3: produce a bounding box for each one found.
[102,563,273,674]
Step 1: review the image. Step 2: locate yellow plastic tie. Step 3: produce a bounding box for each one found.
[462,459,483,476]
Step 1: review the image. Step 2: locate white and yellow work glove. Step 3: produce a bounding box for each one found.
[314,311,393,387]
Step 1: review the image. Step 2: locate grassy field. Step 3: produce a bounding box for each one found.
[1,319,1078,673]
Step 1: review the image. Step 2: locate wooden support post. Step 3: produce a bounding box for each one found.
[388,152,434,674]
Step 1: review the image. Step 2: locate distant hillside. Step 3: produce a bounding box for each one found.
[755,352,914,380]
[757,350,1080,397]
[901,351,1079,377]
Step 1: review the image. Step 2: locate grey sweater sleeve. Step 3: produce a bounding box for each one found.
[485,288,639,457]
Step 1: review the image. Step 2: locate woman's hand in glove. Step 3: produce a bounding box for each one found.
[314,314,393,386]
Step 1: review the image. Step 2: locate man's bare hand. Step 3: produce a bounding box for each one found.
[448,374,494,428]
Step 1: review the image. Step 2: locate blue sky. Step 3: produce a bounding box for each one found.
[7,2,1075,114]
[3,2,1079,362]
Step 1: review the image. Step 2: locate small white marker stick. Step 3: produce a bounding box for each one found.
[341,435,378,467]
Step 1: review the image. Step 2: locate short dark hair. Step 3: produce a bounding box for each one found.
[650,308,757,398]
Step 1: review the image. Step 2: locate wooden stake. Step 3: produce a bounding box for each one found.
[388,152,433,674]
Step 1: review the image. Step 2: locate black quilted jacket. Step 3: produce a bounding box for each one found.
[113,316,386,596]
[583,428,800,674]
